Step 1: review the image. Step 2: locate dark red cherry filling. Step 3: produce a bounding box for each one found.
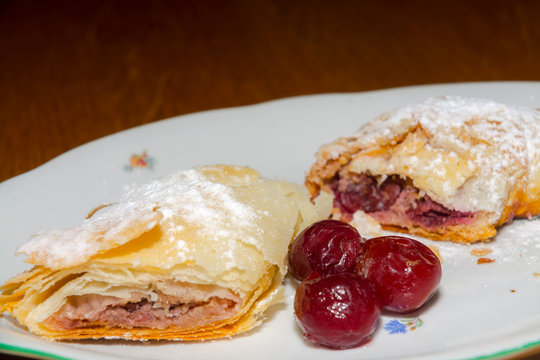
[356,236,442,313]
[333,174,402,213]
[407,196,472,228]
[294,272,382,349]
[330,174,474,229]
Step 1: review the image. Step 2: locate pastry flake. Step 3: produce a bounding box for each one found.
[0,165,331,341]
[306,96,540,243]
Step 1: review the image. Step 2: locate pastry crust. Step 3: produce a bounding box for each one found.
[0,165,331,340]
[306,96,540,243]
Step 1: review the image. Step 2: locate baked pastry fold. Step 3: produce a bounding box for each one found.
[306,96,540,243]
[0,165,331,340]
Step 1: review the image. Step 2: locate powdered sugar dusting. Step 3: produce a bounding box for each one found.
[131,169,256,236]
[17,168,258,269]
[18,204,160,269]
[343,96,540,217]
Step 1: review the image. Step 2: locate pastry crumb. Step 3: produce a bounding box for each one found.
[533,273,540,279]
[477,257,495,264]
[470,247,492,257]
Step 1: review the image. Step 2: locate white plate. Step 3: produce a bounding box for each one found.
[1,82,540,360]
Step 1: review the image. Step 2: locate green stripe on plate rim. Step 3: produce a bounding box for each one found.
[0,343,73,360]
[468,338,540,360]
[2,338,540,360]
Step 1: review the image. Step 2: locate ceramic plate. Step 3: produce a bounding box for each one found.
[1,82,540,360]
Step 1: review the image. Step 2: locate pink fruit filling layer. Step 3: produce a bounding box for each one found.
[330,174,475,229]
[46,290,241,331]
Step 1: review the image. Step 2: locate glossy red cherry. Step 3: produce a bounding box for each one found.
[356,236,442,313]
[294,272,382,349]
[288,220,365,281]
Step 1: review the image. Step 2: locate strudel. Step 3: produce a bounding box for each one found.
[0,165,331,340]
[306,96,540,243]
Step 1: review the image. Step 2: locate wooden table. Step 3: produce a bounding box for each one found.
[2,0,540,183]
[1,1,539,359]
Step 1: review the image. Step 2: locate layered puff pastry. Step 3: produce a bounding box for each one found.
[0,165,331,341]
[306,96,540,243]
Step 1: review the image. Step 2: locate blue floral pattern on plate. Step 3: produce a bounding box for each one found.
[383,318,423,334]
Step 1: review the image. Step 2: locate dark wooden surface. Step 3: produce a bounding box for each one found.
[2,0,540,183]
[1,1,540,359]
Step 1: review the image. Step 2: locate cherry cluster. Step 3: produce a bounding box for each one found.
[288,220,442,349]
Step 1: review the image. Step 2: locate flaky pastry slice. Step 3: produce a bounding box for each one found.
[306,96,540,243]
[0,165,331,341]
